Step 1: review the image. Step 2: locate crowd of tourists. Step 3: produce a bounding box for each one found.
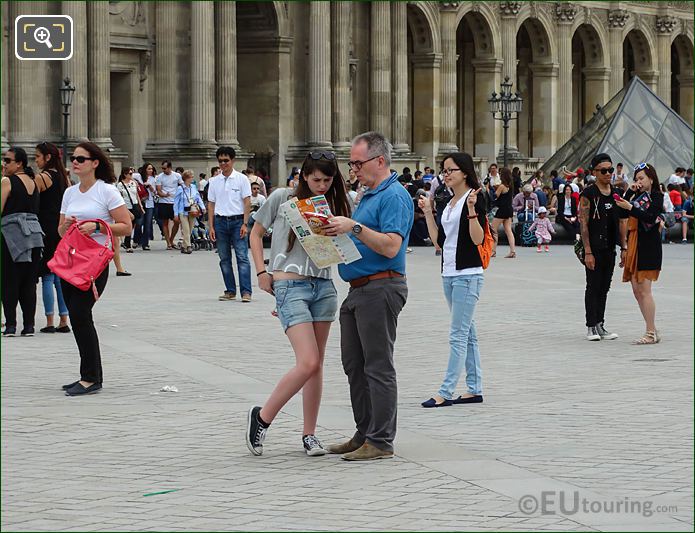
[1,134,689,458]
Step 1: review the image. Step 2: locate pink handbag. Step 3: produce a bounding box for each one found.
[48,219,114,301]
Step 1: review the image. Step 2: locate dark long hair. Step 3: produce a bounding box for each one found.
[8,147,35,178]
[36,142,70,189]
[75,142,115,183]
[637,163,661,195]
[499,167,513,189]
[441,152,480,190]
[287,153,352,252]
[140,162,156,181]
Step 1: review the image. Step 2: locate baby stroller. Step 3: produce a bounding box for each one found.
[192,216,214,251]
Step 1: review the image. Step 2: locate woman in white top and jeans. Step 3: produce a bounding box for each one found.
[419,152,486,408]
[58,142,132,396]
[245,151,352,457]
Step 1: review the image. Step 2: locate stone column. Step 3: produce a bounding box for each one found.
[677,73,694,127]
[87,1,112,146]
[370,1,391,138]
[154,1,177,144]
[655,16,677,104]
[582,66,610,123]
[62,1,88,141]
[8,1,49,144]
[215,2,239,148]
[438,3,459,155]
[640,71,660,93]
[499,2,521,155]
[412,53,441,166]
[461,41,475,152]
[308,2,331,148]
[555,2,577,146]
[1,0,9,149]
[331,1,352,153]
[472,58,503,163]
[607,9,629,97]
[529,63,558,159]
[190,1,215,145]
[391,1,409,153]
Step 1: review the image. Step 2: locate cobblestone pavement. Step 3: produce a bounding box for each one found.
[2,241,692,531]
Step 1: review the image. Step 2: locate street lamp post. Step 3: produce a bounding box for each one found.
[488,76,523,169]
[59,77,75,166]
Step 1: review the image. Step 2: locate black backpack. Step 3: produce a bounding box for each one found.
[433,179,452,214]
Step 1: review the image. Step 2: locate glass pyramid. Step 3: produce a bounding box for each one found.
[541,76,694,181]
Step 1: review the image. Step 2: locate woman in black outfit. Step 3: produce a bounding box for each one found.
[1,147,42,337]
[35,142,72,333]
[555,183,579,238]
[615,163,663,345]
[490,167,516,258]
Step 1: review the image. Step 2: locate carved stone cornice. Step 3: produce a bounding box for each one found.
[655,15,678,33]
[499,2,522,17]
[607,9,630,29]
[555,2,577,23]
[440,2,459,12]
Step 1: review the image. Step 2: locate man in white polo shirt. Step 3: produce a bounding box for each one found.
[155,160,183,249]
[208,146,253,302]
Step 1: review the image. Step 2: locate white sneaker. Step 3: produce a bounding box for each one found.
[302,434,327,456]
[597,323,619,340]
[586,327,601,341]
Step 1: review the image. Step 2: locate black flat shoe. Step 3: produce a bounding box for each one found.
[65,382,102,396]
[56,325,71,333]
[20,328,35,337]
[421,397,453,408]
[116,271,132,277]
[40,326,56,333]
[61,380,79,391]
[452,395,483,404]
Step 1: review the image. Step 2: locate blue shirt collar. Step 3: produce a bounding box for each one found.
[363,172,399,197]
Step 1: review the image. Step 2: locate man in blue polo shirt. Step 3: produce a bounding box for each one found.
[324,131,414,461]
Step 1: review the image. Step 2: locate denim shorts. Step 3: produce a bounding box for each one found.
[274,278,338,332]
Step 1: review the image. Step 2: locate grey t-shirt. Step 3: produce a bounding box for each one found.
[254,188,332,279]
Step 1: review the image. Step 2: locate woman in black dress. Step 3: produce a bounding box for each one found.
[490,167,516,258]
[1,147,42,336]
[35,142,72,333]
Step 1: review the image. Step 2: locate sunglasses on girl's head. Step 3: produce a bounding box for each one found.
[70,155,95,163]
[596,167,615,175]
[633,162,648,172]
[308,151,336,161]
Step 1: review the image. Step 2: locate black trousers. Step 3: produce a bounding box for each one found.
[585,249,615,328]
[1,242,40,329]
[61,269,108,383]
[556,214,579,237]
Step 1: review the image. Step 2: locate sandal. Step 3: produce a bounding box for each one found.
[632,331,659,345]
[491,250,497,258]
[504,251,516,259]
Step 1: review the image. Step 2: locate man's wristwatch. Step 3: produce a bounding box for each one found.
[351,223,363,235]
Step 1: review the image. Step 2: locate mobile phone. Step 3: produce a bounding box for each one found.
[613,193,622,201]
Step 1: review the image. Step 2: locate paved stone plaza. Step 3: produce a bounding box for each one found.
[2,242,693,532]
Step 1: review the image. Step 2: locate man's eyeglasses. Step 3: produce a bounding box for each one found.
[69,155,95,163]
[308,151,336,161]
[217,158,231,164]
[633,162,648,172]
[596,167,615,175]
[347,156,379,171]
[442,167,461,176]
[2,158,15,164]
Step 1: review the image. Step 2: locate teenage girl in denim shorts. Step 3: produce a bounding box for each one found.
[246,151,352,456]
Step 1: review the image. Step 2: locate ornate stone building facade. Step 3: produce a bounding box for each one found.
[2,1,693,182]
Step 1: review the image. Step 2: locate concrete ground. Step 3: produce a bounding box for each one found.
[2,240,693,532]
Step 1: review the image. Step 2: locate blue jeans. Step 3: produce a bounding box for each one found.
[438,274,483,399]
[42,273,68,317]
[215,215,252,295]
[140,207,155,248]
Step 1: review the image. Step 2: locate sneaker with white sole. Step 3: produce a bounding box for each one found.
[597,323,618,340]
[586,326,601,341]
[246,406,268,456]
[302,434,327,456]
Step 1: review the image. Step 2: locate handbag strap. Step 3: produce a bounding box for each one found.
[122,181,137,207]
[74,218,115,252]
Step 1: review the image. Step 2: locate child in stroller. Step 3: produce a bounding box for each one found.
[192,216,214,251]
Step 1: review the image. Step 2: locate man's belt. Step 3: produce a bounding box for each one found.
[349,270,404,289]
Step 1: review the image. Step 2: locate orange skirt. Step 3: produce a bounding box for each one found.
[622,217,660,283]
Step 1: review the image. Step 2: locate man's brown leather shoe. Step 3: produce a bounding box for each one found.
[326,438,362,454]
[341,443,394,461]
